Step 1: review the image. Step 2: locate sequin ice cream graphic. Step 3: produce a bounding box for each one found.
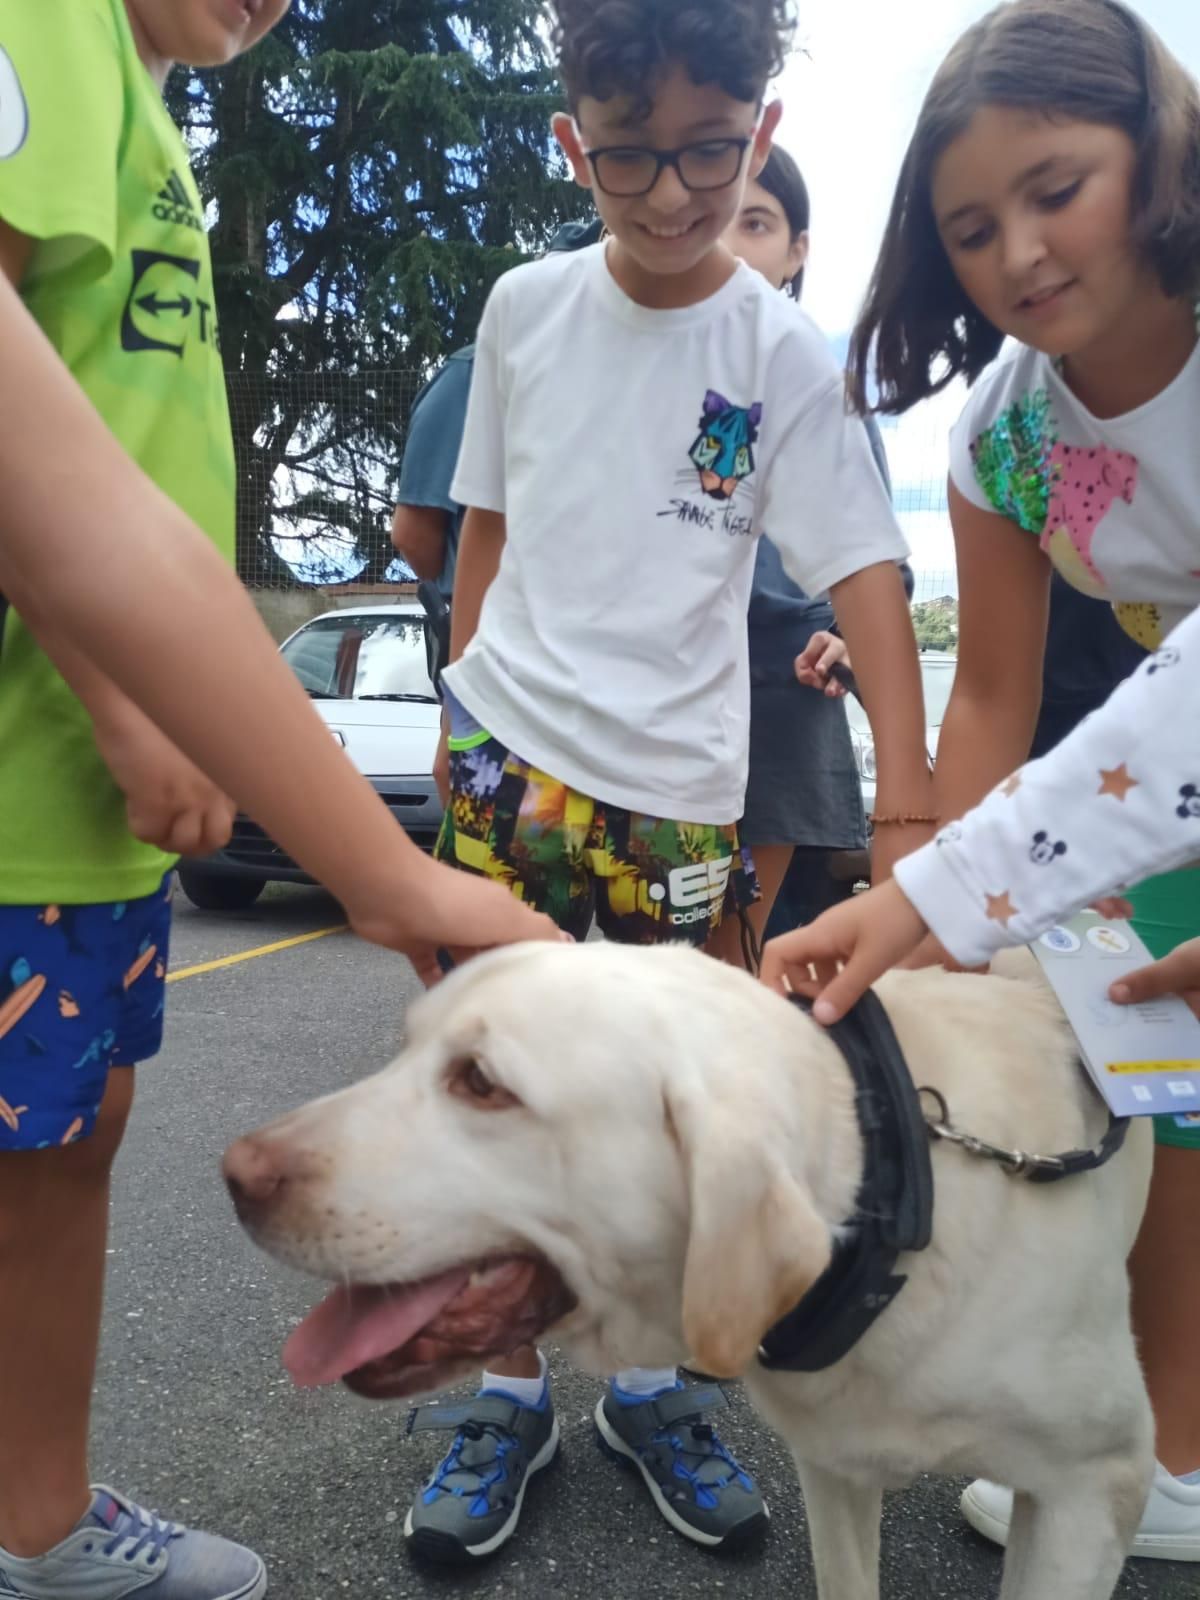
[970,390,1145,624]
[1042,442,1138,591]
[969,389,1058,536]
[688,391,762,501]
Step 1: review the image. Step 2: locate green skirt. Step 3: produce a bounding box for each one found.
[1127,869,1200,1149]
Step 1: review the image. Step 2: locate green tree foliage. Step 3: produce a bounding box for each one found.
[168,1,587,583]
[911,600,959,652]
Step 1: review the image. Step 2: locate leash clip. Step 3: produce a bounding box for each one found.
[918,1088,1067,1180]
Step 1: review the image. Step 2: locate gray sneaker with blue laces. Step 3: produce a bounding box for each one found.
[0,1486,266,1599]
[595,1382,768,1550]
[404,1389,560,1563]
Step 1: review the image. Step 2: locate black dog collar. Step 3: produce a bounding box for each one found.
[756,988,1130,1373]
[757,990,934,1374]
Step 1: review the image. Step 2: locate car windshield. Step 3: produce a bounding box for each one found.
[846,655,956,737]
[281,613,437,703]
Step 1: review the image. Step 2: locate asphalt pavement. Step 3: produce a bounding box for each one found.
[90,883,1195,1600]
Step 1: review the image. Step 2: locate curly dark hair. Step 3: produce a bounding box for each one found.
[848,0,1200,416]
[550,0,795,118]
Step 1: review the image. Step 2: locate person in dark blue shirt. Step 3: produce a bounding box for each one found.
[711,147,899,957]
[391,348,476,604]
[392,222,603,691]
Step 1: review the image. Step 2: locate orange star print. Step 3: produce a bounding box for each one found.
[986,892,1019,925]
[1098,765,1139,802]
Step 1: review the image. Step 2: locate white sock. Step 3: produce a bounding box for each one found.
[480,1350,548,1407]
[1178,1467,1200,1487]
[613,1366,678,1398]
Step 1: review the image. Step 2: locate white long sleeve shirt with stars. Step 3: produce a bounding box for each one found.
[894,609,1200,968]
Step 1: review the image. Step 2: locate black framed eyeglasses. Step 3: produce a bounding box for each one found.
[583,136,754,198]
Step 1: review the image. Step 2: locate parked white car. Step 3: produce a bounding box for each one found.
[177,603,443,911]
[845,649,957,818]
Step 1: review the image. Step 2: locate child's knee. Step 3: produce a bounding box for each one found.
[15,1068,133,1196]
[86,1066,135,1165]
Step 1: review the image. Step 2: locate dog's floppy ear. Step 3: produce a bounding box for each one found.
[666,1081,833,1379]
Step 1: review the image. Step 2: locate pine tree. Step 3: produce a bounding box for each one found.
[169,1,586,583]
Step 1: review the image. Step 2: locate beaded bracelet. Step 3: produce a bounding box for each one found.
[868,812,940,827]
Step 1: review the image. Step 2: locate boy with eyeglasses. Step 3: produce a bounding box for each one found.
[405,0,930,1565]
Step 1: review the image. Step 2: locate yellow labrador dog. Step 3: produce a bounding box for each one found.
[225,942,1154,1600]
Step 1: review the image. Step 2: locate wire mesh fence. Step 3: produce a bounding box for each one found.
[227,368,426,590]
[230,368,960,620]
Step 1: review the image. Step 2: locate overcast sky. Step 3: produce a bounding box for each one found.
[770,0,1200,585]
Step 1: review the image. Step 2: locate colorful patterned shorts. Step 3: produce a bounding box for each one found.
[438,697,758,946]
[0,875,173,1151]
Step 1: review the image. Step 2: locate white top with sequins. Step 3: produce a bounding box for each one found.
[895,609,1199,966]
[948,338,1200,651]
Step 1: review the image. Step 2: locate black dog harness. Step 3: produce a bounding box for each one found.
[756,990,1130,1374]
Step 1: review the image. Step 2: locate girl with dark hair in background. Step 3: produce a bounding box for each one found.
[709,145,898,962]
[788,0,1200,1560]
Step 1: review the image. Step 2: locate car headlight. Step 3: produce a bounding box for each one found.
[853,736,877,780]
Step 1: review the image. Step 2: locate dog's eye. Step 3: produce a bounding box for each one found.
[448,1057,519,1111]
[463,1061,495,1098]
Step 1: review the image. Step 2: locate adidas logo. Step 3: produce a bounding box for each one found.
[153,168,203,232]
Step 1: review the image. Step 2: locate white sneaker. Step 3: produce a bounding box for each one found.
[961,1464,1200,1562]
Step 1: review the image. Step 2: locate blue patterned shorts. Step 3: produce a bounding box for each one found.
[0,875,173,1151]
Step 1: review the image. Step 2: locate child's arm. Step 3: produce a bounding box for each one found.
[762,600,1199,1017]
[1113,941,1200,1018]
[1,217,236,857]
[23,621,235,857]
[931,483,1051,822]
[793,631,850,697]
[432,506,506,785]
[392,505,450,582]
[427,275,510,774]
[830,560,934,882]
[758,365,927,884]
[448,508,507,666]
[0,269,556,974]
[392,352,472,581]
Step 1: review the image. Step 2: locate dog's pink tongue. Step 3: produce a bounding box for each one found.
[283,1269,470,1388]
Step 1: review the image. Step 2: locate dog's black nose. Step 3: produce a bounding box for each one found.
[223,1136,285,1215]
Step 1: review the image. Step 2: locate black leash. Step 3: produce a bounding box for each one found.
[918,1084,1130,1185]
[737,905,763,976]
[758,987,1132,1373]
[828,659,861,703]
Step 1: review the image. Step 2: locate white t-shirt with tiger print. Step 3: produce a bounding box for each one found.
[948,337,1200,650]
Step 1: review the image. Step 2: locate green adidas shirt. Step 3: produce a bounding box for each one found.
[0,0,236,904]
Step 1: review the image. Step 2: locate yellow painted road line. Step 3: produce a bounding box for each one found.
[167,924,348,983]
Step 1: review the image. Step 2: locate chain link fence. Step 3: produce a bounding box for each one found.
[229,370,959,623]
[227,369,426,592]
